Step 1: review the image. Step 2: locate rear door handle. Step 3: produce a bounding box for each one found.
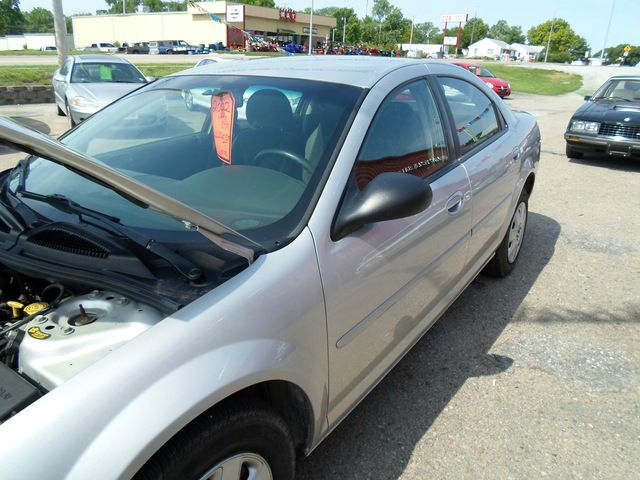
[446,191,464,215]
[512,147,521,160]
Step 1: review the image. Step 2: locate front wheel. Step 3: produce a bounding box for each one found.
[134,403,295,480]
[484,190,528,277]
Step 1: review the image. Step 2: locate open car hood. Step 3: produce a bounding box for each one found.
[0,116,258,264]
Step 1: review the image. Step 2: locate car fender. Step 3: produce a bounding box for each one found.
[0,228,328,480]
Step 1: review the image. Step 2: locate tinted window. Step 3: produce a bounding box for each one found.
[437,77,500,152]
[353,79,449,190]
[70,62,146,84]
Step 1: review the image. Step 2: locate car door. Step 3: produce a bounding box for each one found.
[52,57,72,107]
[434,75,520,272]
[310,73,472,426]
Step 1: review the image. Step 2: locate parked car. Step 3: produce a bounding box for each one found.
[149,39,196,54]
[39,45,56,51]
[52,55,151,127]
[0,57,540,480]
[453,61,511,98]
[83,42,118,53]
[125,42,150,54]
[565,75,640,159]
[193,56,234,68]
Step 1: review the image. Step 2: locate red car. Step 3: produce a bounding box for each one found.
[453,62,511,98]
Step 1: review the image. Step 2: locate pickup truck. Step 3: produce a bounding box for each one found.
[125,42,150,54]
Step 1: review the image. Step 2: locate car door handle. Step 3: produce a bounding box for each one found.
[446,192,464,215]
[512,147,521,160]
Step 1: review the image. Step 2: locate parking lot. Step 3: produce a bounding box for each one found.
[1,80,639,478]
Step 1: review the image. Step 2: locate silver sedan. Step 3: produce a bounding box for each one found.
[0,57,539,479]
[52,54,150,127]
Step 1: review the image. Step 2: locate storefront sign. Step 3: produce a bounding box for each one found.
[443,36,458,46]
[302,27,318,34]
[440,13,468,23]
[226,5,244,22]
[279,8,297,21]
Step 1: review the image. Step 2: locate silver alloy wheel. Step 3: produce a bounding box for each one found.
[198,452,273,480]
[507,201,527,263]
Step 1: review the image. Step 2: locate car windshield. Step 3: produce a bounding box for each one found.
[70,62,146,84]
[14,75,363,247]
[593,79,640,101]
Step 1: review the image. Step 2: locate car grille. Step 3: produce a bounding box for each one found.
[598,122,640,140]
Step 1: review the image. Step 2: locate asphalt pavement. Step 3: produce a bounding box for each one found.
[0,81,638,479]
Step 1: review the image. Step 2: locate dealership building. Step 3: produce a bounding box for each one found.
[72,1,336,50]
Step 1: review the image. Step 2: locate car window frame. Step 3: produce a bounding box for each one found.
[431,74,507,161]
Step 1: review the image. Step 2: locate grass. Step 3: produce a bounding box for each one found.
[0,64,191,86]
[0,49,94,56]
[483,64,582,95]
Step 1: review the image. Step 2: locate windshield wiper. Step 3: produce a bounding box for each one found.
[20,190,203,282]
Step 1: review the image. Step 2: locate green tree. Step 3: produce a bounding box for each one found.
[345,16,361,44]
[360,15,379,44]
[0,0,25,35]
[527,18,590,62]
[594,43,640,65]
[460,17,488,49]
[105,0,139,14]
[24,7,54,33]
[164,1,187,11]
[236,0,275,6]
[372,0,392,23]
[488,19,525,44]
[409,21,440,44]
[332,7,357,42]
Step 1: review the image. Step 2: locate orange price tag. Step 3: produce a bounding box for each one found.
[211,91,236,164]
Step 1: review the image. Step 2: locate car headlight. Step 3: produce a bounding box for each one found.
[507,83,511,89]
[485,81,494,89]
[71,96,99,108]
[570,120,600,134]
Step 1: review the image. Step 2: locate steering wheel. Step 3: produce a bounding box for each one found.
[254,148,314,179]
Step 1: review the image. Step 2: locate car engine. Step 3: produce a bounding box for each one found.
[0,268,162,421]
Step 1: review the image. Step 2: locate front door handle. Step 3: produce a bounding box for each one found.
[446,191,464,215]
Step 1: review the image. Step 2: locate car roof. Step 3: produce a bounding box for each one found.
[607,75,640,80]
[73,55,132,64]
[172,56,454,88]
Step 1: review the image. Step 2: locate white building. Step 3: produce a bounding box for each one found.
[467,38,515,59]
[0,33,74,51]
[510,43,545,62]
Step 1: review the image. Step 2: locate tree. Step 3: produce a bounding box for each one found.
[236,0,275,6]
[24,7,54,33]
[105,0,139,14]
[459,17,488,49]
[372,0,392,23]
[360,15,379,44]
[488,19,525,44]
[332,7,357,42]
[594,43,640,65]
[0,0,25,35]
[527,18,590,62]
[409,21,440,44]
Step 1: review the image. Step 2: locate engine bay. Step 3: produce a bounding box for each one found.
[0,268,162,421]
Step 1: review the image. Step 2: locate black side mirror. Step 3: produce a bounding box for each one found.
[332,172,433,240]
[584,95,591,101]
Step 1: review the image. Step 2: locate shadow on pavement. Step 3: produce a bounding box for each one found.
[296,211,560,479]
[568,155,640,173]
[0,116,51,156]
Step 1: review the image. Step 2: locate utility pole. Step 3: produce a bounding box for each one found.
[409,20,414,46]
[342,17,346,43]
[544,17,556,63]
[123,0,125,14]
[469,8,477,48]
[600,0,616,61]
[308,0,314,55]
[52,0,67,67]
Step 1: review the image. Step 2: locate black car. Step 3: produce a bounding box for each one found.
[125,42,150,54]
[565,75,640,159]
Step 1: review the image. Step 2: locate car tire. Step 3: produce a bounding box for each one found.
[484,190,528,278]
[134,402,295,480]
[167,49,174,55]
[565,144,583,159]
[132,49,139,54]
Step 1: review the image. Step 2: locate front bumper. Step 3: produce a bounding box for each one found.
[68,104,102,124]
[565,132,640,158]
[494,86,511,97]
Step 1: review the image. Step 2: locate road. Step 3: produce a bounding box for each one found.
[0,85,639,479]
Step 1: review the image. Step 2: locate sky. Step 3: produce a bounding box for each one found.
[17,0,640,54]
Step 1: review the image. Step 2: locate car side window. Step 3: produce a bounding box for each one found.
[353,79,450,190]
[437,77,500,153]
[59,59,70,76]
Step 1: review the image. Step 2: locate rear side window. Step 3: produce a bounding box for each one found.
[353,79,450,189]
[437,77,500,153]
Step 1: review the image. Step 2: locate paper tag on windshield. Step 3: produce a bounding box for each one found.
[211,91,236,165]
[99,64,112,81]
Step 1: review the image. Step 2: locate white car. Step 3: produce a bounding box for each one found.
[83,43,118,53]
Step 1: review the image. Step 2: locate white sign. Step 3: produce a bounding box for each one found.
[440,13,468,23]
[443,36,458,46]
[226,5,244,22]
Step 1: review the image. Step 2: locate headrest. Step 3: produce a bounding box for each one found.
[245,89,293,129]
